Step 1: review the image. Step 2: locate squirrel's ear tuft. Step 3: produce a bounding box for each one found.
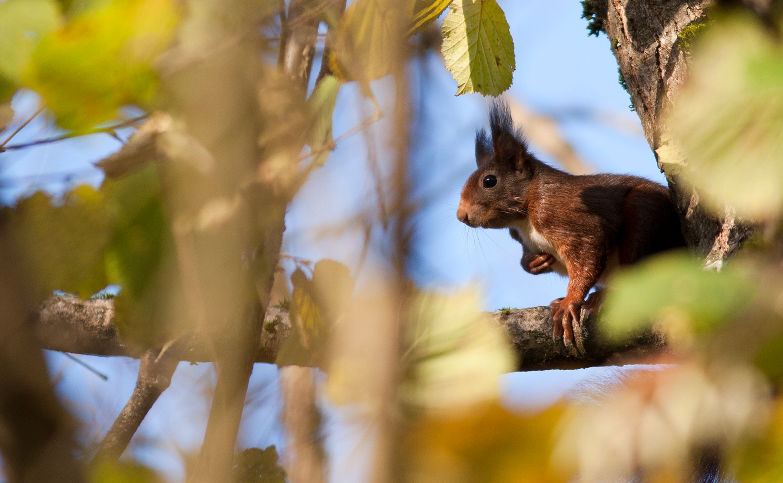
[489,100,529,168]
[475,129,492,167]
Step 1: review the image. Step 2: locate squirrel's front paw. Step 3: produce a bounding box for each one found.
[521,253,556,274]
[550,297,585,356]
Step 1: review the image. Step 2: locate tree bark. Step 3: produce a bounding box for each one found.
[32,295,665,371]
[592,0,753,260]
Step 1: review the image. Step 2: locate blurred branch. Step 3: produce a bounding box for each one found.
[32,295,666,370]
[0,106,44,149]
[507,98,594,175]
[280,366,325,483]
[95,112,172,179]
[0,115,147,153]
[92,348,178,462]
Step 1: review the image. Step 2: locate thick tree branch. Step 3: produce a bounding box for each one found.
[32,295,665,371]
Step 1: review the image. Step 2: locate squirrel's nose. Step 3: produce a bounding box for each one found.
[456,204,469,224]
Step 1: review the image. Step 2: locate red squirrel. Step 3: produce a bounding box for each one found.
[456,102,685,352]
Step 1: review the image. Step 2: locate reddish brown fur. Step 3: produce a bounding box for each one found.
[457,102,684,352]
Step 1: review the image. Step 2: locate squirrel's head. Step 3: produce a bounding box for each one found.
[457,101,535,228]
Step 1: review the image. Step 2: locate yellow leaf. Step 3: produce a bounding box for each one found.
[334,0,406,81]
[409,0,452,35]
[441,0,515,96]
[26,0,179,130]
[401,289,515,411]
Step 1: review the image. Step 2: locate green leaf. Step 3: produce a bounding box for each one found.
[25,0,179,130]
[0,0,61,84]
[669,13,783,219]
[2,164,174,345]
[409,0,452,35]
[102,165,167,299]
[441,0,515,96]
[306,75,341,167]
[602,252,754,340]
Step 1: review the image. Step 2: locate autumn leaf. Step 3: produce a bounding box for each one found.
[441,0,515,96]
[409,0,452,35]
[26,0,179,130]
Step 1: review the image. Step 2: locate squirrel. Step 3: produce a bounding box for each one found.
[456,101,685,353]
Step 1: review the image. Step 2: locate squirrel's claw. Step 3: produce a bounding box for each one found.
[550,298,586,356]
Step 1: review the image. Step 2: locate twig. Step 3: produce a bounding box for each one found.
[92,348,178,462]
[0,115,148,153]
[63,353,109,381]
[297,108,383,178]
[0,106,44,148]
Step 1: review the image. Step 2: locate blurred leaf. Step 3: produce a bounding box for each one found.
[602,252,754,340]
[0,78,15,105]
[277,259,354,367]
[2,164,175,343]
[305,75,341,167]
[404,402,564,482]
[0,101,13,132]
[333,0,406,81]
[754,332,783,384]
[669,13,783,219]
[90,459,163,483]
[0,0,61,86]
[3,187,112,299]
[26,0,179,130]
[409,0,452,35]
[401,289,514,412]
[232,446,286,483]
[557,363,769,482]
[441,0,514,96]
[103,165,167,299]
[732,397,783,481]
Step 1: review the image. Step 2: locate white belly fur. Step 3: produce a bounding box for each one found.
[510,219,568,277]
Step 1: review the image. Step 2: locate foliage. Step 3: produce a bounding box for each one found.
[677,21,708,53]
[441,0,515,96]
[666,12,783,219]
[409,0,453,35]
[27,0,179,130]
[3,1,783,482]
[581,0,604,37]
[90,460,163,483]
[403,402,564,482]
[602,252,754,341]
[232,447,286,483]
[0,0,60,103]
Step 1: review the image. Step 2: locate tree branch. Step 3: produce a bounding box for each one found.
[92,349,178,462]
[32,295,665,371]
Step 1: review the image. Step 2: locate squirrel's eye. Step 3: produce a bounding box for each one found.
[482,175,497,188]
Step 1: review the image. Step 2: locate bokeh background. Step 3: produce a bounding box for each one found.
[0,1,661,480]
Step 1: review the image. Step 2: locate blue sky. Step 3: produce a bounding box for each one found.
[1,1,661,481]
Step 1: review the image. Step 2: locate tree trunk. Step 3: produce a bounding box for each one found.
[590,0,753,260]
